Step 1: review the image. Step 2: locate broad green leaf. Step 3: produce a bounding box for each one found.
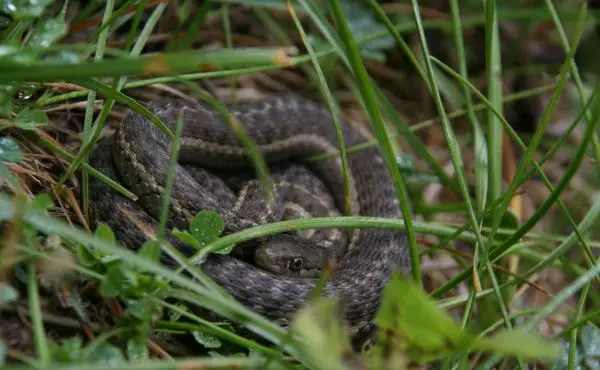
[0,137,23,163]
[0,283,18,305]
[125,297,163,322]
[375,274,471,362]
[551,324,600,369]
[15,107,48,129]
[172,228,201,249]
[0,0,52,19]
[126,336,149,361]
[290,298,353,370]
[477,329,561,360]
[138,240,161,263]
[86,342,125,365]
[189,211,225,246]
[48,335,83,362]
[193,331,222,349]
[28,18,68,49]
[30,193,53,211]
[76,244,98,267]
[0,341,5,366]
[0,162,19,193]
[99,263,130,298]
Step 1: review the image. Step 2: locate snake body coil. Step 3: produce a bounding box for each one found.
[89,95,410,342]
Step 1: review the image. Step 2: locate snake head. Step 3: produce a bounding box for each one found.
[254,234,328,278]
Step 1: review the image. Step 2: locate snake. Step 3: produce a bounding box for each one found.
[88,95,410,344]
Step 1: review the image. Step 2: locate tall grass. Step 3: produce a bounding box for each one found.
[0,1,599,369]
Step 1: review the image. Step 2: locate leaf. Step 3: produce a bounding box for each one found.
[48,336,83,362]
[551,324,600,370]
[30,193,53,211]
[86,342,125,365]
[125,298,163,322]
[126,336,149,361]
[192,331,222,349]
[99,263,130,298]
[0,341,5,366]
[0,162,19,192]
[0,137,23,163]
[15,107,48,129]
[91,223,120,262]
[138,240,161,263]
[321,0,395,62]
[0,0,53,19]
[375,274,472,362]
[95,223,116,245]
[376,275,561,362]
[189,211,225,247]
[579,324,600,369]
[477,329,561,360]
[213,243,235,255]
[76,244,98,267]
[172,229,201,249]
[290,298,354,370]
[28,18,68,49]
[0,283,19,305]
[168,302,190,322]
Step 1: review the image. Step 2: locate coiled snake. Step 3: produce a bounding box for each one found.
[89,95,410,343]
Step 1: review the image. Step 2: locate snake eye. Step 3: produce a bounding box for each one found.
[290,257,304,271]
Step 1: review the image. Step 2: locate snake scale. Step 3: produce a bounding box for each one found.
[88,95,410,343]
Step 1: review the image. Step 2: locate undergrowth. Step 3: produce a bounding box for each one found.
[0,1,599,369]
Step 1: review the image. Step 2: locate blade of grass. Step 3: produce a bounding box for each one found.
[329,0,420,284]
[0,47,297,83]
[448,3,489,365]
[431,58,599,274]
[543,0,600,171]
[286,1,355,221]
[156,111,184,240]
[432,85,600,298]
[81,0,114,222]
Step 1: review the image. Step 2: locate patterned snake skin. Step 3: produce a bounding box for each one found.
[88,95,410,343]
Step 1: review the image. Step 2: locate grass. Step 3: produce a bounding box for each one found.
[1,0,599,369]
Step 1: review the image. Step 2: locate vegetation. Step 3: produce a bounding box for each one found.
[0,0,599,369]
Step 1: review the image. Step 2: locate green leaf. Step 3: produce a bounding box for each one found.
[30,193,54,211]
[0,0,53,19]
[0,137,23,163]
[99,263,130,298]
[172,229,201,249]
[192,331,222,349]
[376,275,561,362]
[0,84,15,118]
[0,341,5,366]
[86,342,125,365]
[90,223,121,263]
[138,240,161,263]
[189,211,225,247]
[14,107,48,129]
[325,0,395,62]
[28,18,68,49]
[95,223,116,245]
[126,336,149,361]
[551,324,600,369]
[76,244,98,267]
[579,324,600,369]
[290,298,352,370]
[0,162,19,193]
[125,298,162,322]
[374,274,473,361]
[477,329,561,361]
[0,283,19,305]
[168,302,189,322]
[49,336,83,362]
